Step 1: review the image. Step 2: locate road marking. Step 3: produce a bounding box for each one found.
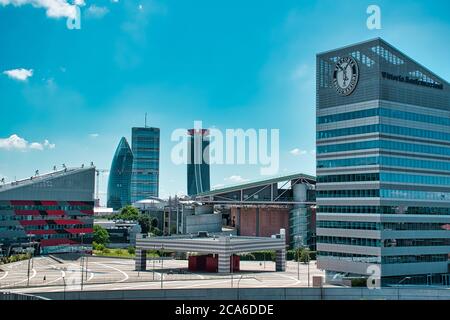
[92,262,129,282]
[45,269,66,285]
[2,268,37,287]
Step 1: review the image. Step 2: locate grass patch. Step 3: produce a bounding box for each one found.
[93,248,160,259]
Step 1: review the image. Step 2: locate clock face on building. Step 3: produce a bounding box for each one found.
[333,56,359,96]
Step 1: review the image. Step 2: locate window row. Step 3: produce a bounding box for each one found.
[0,205,92,211]
[318,236,450,247]
[317,140,450,157]
[382,254,448,264]
[380,189,450,201]
[317,156,450,171]
[318,252,448,264]
[318,173,379,183]
[380,172,450,186]
[317,236,380,247]
[318,124,450,142]
[317,189,450,201]
[316,189,379,198]
[317,205,450,215]
[317,220,450,231]
[318,172,450,187]
[317,107,450,127]
[318,251,380,263]
[24,224,93,230]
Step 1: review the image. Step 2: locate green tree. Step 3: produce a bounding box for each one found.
[300,248,311,264]
[115,205,140,221]
[137,215,153,234]
[93,224,110,245]
[151,227,163,236]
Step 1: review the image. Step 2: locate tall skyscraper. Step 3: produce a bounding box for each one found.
[187,129,210,196]
[316,38,450,286]
[131,127,160,203]
[107,137,133,210]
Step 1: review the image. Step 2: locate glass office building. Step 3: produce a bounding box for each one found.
[316,38,450,286]
[131,127,160,203]
[187,129,210,196]
[107,137,133,210]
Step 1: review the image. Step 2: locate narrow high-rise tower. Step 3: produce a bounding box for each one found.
[187,129,210,196]
[131,127,160,203]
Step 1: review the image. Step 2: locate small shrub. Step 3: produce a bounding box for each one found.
[351,278,367,287]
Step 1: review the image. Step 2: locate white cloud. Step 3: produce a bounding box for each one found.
[29,142,44,150]
[0,134,55,151]
[89,133,99,138]
[289,148,307,156]
[212,183,225,189]
[0,134,28,150]
[0,0,82,19]
[3,68,33,81]
[225,175,248,183]
[44,139,56,149]
[86,4,109,18]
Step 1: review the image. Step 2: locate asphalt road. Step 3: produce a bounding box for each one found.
[0,255,326,294]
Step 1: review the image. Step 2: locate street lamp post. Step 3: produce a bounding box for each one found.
[160,245,164,289]
[307,257,310,288]
[294,235,302,281]
[263,252,266,269]
[27,234,35,287]
[79,232,85,290]
[231,254,234,288]
[153,245,156,281]
[62,276,66,300]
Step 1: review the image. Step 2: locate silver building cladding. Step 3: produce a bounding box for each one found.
[315,38,450,286]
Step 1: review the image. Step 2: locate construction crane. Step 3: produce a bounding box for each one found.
[95,169,109,205]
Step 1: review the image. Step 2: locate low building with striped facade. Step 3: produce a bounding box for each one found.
[135,230,287,273]
[0,167,95,256]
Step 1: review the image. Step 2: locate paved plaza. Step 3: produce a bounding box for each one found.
[0,255,326,294]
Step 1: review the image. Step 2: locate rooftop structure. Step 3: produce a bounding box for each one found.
[135,230,287,273]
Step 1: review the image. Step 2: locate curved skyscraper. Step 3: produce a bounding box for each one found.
[107,137,133,210]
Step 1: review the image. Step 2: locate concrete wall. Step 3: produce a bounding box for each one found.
[183,213,222,234]
[33,287,450,300]
[231,207,290,244]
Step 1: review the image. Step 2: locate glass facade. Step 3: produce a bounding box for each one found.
[316,38,450,285]
[187,129,210,196]
[131,127,160,203]
[107,137,133,210]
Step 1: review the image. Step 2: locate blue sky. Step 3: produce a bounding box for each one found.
[0,0,449,205]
